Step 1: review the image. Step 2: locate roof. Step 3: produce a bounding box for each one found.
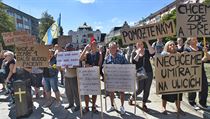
[2,2,39,21]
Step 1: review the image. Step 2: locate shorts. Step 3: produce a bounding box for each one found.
[44,77,59,92]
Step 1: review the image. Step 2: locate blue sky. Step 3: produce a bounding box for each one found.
[3,0,174,35]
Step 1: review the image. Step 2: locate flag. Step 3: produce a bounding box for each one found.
[42,14,61,45]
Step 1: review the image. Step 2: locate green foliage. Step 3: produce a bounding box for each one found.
[39,11,54,40]
[0,2,16,50]
[161,9,176,23]
[161,9,176,42]
[110,36,126,48]
[204,0,210,4]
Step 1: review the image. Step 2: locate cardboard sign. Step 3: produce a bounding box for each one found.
[77,66,100,95]
[15,45,49,67]
[14,35,36,46]
[155,52,202,94]
[56,51,80,67]
[1,31,28,46]
[121,20,175,45]
[104,64,136,92]
[177,3,210,37]
[58,36,72,48]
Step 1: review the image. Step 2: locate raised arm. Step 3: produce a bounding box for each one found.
[144,39,155,55]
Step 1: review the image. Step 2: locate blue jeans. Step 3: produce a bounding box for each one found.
[44,77,59,92]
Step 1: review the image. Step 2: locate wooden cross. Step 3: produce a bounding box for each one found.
[14,88,26,103]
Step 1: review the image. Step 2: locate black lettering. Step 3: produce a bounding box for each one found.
[178,27,185,37]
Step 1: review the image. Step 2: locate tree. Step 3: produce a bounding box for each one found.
[204,0,210,4]
[39,11,54,40]
[0,2,15,45]
[110,36,124,48]
[161,9,177,42]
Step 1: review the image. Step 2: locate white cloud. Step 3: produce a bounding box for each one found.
[93,22,103,30]
[77,0,95,4]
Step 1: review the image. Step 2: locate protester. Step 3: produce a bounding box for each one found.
[128,39,155,112]
[104,41,128,115]
[0,50,6,91]
[3,51,16,107]
[185,37,210,110]
[43,49,61,108]
[176,38,184,53]
[152,38,164,54]
[80,38,102,114]
[31,67,44,98]
[54,44,64,85]
[63,43,80,112]
[161,41,185,115]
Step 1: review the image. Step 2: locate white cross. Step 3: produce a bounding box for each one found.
[14,88,26,103]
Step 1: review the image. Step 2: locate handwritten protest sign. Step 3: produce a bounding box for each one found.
[1,31,28,46]
[77,67,100,95]
[104,64,136,92]
[177,3,210,37]
[155,52,202,94]
[58,36,72,48]
[56,51,80,68]
[16,45,49,67]
[14,35,36,46]
[121,20,175,45]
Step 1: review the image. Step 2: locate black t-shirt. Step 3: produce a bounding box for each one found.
[5,59,15,80]
[43,56,58,78]
[177,45,184,53]
[131,49,154,73]
[86,51,100,66]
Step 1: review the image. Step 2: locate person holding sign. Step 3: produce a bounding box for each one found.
[42,49,61,108]
[160,41,185,115]
[128,39,155,112]
[80,37,103,114]
[63,43,80,112]
[104,41,128,115]
[185,37,210,110]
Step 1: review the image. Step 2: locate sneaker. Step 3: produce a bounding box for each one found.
[107,106,115,112]
[54,101,61,108]
[43,101,52,108]
[74,106,80,112]
[120,106,125,115]
[65,104,74,109]
[193,105,200,110]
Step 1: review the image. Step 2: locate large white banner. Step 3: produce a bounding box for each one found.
[104,64,136,92]
[56,51,80,68]
[77,66,101,95]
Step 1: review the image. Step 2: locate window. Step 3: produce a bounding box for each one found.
[16,14,22,19]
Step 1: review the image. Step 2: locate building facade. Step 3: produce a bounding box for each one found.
[105,21,130,44]
[135,0,205,26]
[68,22,106,48]
[2,3,39,38]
